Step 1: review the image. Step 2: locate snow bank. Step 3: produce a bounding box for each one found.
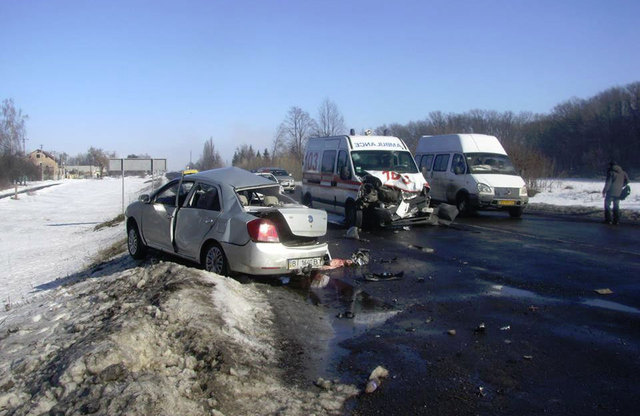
[0,177,150,306]
[529,179,639,211]
[0,261,358,416]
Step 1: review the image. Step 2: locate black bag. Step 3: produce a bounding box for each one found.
[620,185,631,200]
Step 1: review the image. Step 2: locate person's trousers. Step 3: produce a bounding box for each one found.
[604,196,620,224]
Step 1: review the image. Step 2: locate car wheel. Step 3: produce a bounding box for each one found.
[456,193,471,216]
[302,193,312,207]
[127,223,147,260]
[508,206,524,218]
[345,201,363,228]
[203,242,229,275]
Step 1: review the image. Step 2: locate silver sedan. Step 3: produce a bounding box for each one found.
[125,167,330,275]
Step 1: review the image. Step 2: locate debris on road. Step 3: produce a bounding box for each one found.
[336,311,355,319]
[447,329,457,336]
[594,288,614,295]
[344,226,369,242]
[351,248,370,266]
[363,271,404,282]
[365,366,389,394]
[408,244,435,253]
[528,305,539,312]
[474,322,486,333]
[523,355,533,360]
[500,325,511,331]
[309,273,330,289]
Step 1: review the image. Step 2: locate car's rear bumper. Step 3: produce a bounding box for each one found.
[222,241,330,275]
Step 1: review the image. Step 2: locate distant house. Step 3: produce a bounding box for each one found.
[28,149,61,180]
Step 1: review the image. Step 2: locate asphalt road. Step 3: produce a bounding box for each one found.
[292,210,640,415]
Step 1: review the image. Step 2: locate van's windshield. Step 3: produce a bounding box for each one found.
[351,150,418,174]
[465,153,517,175]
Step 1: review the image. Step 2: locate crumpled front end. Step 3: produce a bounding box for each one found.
[357,171,433,226]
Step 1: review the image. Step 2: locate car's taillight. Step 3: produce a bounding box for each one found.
[247,219,280,243]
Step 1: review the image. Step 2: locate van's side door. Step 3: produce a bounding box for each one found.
[430,154,450,201]
[444,153,466,201]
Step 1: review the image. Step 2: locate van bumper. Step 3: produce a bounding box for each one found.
[473,194,529,209]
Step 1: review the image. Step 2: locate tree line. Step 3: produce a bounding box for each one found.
[2,81,637,188]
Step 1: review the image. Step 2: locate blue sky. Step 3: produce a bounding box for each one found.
[1,0,639,170]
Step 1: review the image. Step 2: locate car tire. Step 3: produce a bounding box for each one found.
[456,193,471,216]
[508,206,524,218]
[302,193,312,207]
[203,242,229,276]
[345,201,363,228]
[127,223,147,260]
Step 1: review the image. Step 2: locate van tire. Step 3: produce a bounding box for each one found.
[302,193,312,207]
[508,206,524,218]
[345,201,362,228]
[456,193,471,216]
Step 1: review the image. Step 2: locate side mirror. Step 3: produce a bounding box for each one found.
[340,166,351,180]
[139,194,151,204]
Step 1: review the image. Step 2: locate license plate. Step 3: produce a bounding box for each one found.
[288,257,322,270]
[498,200,516,206]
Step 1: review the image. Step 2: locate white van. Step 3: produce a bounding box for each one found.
[302,134,433,227]
[414,134,528,217]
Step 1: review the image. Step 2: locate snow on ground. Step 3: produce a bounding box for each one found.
[0,177,151,307]
[529,179,639,210]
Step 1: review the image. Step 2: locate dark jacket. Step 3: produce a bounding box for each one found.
[603,164,630,198]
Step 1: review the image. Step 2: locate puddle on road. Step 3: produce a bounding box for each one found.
[483,281,640,315]
[581,299,640,314]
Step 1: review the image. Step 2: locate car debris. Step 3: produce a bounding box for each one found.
[500,325,511,331]
[447,329,457,336]
[474,322,486,333]
[408,244,435,253]
[363,271,404,282]
[365,366,389,394]
[336,311,355,319]
[594,288,614,295]
[351,248,371,266]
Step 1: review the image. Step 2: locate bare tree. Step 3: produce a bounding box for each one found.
[316,98,346,137]
[88,147,110,177]
[197,137,224,171]
[1,99,28,156]
[275,106,317,161]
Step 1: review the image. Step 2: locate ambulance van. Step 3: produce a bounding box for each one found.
[414,134,528,217]
[302,134,433,227]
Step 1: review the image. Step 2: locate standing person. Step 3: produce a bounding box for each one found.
[602,161,630,225]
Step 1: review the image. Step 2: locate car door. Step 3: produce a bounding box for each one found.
[429,153,450,201]
[174,182,222,260]
[141,180,193,252]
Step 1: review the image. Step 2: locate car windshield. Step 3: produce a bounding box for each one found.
[351,150,418,174]
[465,153,517,175]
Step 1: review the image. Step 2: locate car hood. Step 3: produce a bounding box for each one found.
[362,170,427,193]
[472,174,525,189]
[277,207,327,237]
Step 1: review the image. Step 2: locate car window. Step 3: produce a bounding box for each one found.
[450,153,466,174]
[321,150,336,173]
[337,150,349,177]
[154,181,194,205]
[419,154,433,172]
[433,154,450,172]
[188,183,221,211]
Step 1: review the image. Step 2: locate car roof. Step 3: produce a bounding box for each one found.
[190,166,275,189]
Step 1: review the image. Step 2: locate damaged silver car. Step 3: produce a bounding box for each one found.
[125,167,330,276]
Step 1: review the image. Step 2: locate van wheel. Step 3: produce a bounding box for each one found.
[456,193,471,216]
[302,193,312,207]
[508,206,524,218]
[346,202,363,228]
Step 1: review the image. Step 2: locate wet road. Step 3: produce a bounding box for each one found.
[301,211,640,415]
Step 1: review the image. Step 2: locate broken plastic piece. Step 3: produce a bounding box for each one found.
[500,325,511,331]
[447,329,456,336]
[365,366,389,393]
[474,323,486,333]
[594,288,614,295]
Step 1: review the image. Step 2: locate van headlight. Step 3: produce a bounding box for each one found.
[520,185,528,196]
[477,183,493,194]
